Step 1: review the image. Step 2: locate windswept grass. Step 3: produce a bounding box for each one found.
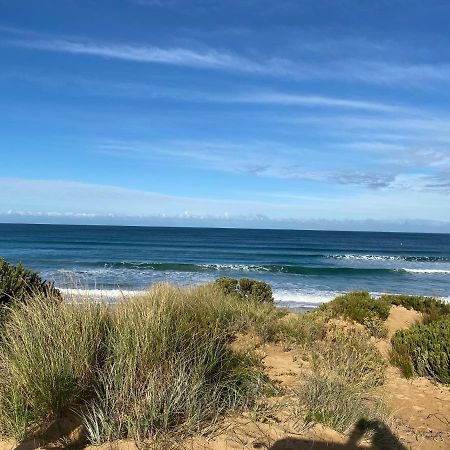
[0,283,274,443]
[0,295,106,439]
[82,284,269,442]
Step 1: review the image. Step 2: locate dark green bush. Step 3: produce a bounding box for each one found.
[391,316,450,383]
[214,276,238,296]
[214,277,273,303]
[322,291,390,324]
[0,258,61,306]
[380,294,450,323]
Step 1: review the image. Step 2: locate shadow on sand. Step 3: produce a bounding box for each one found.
[270,419,407,450]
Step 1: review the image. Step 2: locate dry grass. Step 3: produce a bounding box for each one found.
[300,326,387,433]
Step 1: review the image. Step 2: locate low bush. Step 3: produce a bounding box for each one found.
[381,294,450,323]
[391,316,450,383]
[322,291,390,325]
[0,258,61,307]
[214,277,273,303]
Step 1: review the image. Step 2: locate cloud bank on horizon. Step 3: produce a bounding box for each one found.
[0,0,449,231]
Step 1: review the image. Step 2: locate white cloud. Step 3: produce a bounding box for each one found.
[2,178,449,225]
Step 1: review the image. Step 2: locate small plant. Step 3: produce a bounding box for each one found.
[214,277,274,303]
[322,291,390,324]
[363,315,388,339]
[391,316,450,383]
[214,276,238,296]
[0,258,61,306]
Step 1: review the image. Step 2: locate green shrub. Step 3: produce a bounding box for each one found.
[391,316,450,383]
[0,258,61,307]
[214,277,274,303]
[381,294,450,323]
[214,276,238,296]
[322,291,390,324]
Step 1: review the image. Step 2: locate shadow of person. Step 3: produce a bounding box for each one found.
[270,419,407,450]
[13,414,86,450]
[270,437,360,449]
[348,419,407,450]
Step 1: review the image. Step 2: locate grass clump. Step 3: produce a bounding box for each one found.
[276,311,327,347]
[214,277,274,303]
[300,327,387,433]
[391,316,450,383]
[0,296,106,439]
[82,284,269,442]
[302,375,386,434]
[0,283,273,444]
[311,326,386,389]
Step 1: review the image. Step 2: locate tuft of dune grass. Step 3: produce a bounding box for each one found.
[0,283,274,443]
[300,326,388,433]
[0,295,107,439]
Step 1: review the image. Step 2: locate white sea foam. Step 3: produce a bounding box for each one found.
[273,290,339,304]
[62,288,145,300]
[199,263,270,272]
[401,268,450,275]
[330,254,399,261]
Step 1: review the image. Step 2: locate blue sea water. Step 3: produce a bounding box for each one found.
[0,223,449,308]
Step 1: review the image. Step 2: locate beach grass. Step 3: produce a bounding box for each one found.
[0,283,275,442]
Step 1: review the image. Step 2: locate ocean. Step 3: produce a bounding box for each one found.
[0,223,449,308]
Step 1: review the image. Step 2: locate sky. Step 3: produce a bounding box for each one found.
[1,0,450,232]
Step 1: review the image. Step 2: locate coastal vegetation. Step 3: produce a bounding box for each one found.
[0,259,449,447]
[391,317,450,383]
[0,257,61,307]
[214,276,274,303]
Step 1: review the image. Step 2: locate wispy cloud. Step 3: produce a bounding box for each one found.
[96,138,450,193]
[8,37,292,75]
[4,28,450,86]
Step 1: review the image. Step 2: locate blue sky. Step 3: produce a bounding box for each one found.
[1,0,450,231]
